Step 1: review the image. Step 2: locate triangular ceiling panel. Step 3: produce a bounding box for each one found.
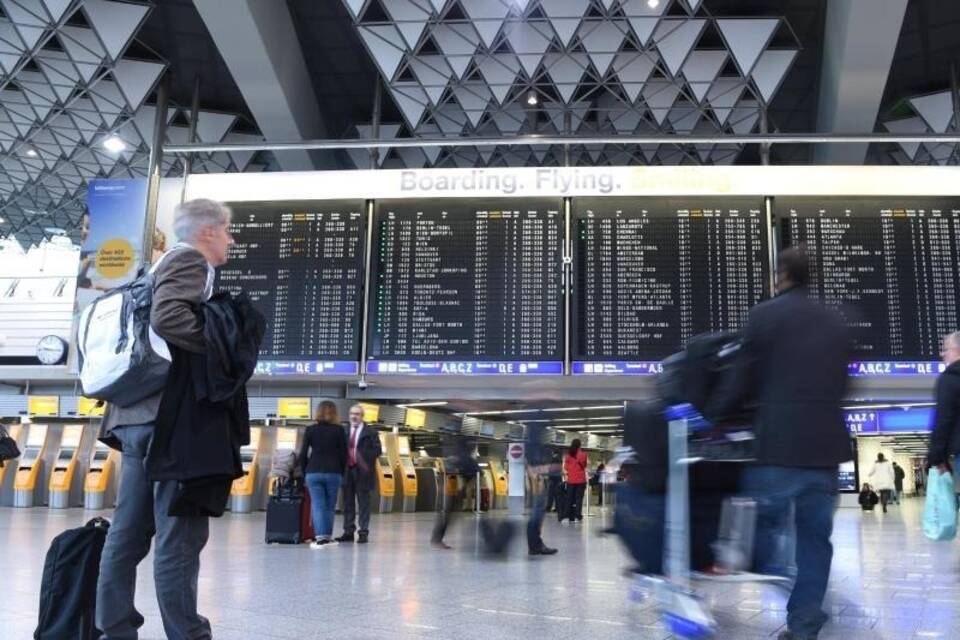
[544,52,589,103]
[667,102,700,134]
[341,0,368,20]
[728,99,760,134]
[433,101,469,136]
[613,51,657,102]
[408,55,452,104]
[491,103,526,135]
[706,77,745,125]
[682,50,726,102]
[544,100,588,133]
[538,0,591,48]
[717,18,778,75]
[653,19,705,77]
[414,122,443,163]
[459,0,511,48]
[2,0,45,51]
[59,26,106,82]
[41,0,72,22]
[359,24,407,81]
[751,49,797,103]
[642,79,681,125]
[882,116,926,160]
[431,22,479,79]
[578,19,627,76]
[87,78,125,126]
[389,81,430,128]
[82,0,149,61]
[0,52,22,75]
[195,111,237,144]
[910,91,954,133]
[452,82,493,127]
[382,0,430,49]
[475,53,520,104]
[503,21,552,76]
[111,58,165,110]
[684,0,704,12]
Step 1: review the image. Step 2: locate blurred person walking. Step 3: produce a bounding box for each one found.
[892,462,905,504]
[711,247,852,640]
[928,332,960,478]
[869,453,895,513]
[526,424,558,556]
[562,439,588,523]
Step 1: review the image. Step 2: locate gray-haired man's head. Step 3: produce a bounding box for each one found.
[172,198,233,266]
[942,331,960,367]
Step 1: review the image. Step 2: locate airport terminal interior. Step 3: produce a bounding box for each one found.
[2,0,960,639]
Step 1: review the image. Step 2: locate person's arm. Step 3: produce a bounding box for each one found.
[150,249,209,353]
[928,375,957,469]
[298,427,312,478]
[337,427,348,474]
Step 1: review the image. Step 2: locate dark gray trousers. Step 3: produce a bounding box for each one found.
[96,425,211,640]
[341,465,372,535]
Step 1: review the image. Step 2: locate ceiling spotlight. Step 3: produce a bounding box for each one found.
[647,0,660,8]
[526,90,538,106]
[25,148,37,157]
[102,135,127,153]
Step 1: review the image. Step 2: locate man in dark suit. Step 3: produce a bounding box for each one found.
[927,331,960,473]
[713,247,852,640]
[337,404,383,544]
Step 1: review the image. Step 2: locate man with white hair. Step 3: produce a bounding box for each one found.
[336,403,383,544]
[97,198,232,640]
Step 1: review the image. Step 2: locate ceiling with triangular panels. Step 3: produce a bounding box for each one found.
[0,0,264,247]
[874,89,960,166]
[340,0,799,169]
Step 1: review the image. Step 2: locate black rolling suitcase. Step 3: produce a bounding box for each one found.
[556,482,570,522]
[266,479,304,544]
[35,517,110,640]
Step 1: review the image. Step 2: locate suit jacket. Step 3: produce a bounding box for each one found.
[928,361,960,466]
[345,422,382,485]
[714,286,853,468]
[101,246,213,444]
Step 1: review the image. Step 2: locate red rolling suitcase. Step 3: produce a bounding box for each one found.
[300,487,315,542]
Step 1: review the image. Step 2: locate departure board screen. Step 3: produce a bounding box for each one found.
[367,198,564,375]
[217,200,366,375]
[572,197,769,374]
[782,197,958,375]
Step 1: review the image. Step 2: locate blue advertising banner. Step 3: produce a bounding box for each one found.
[844,407,934,434]
[75,179,148,309]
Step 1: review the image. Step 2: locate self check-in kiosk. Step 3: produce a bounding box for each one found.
[0,422,25,507]
[230,426,262,513]
[371,433,395,513]
[48,424,87,508]
[384,433,417,512]
[14,424,54,507]
[84,443,120,510]
[413,455,441,512]
[487,458,508,509]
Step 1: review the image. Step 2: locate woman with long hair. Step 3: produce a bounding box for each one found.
[562,438,588,523]
[299,401,347,548]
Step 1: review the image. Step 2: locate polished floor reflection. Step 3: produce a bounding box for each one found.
[0,499,952,639]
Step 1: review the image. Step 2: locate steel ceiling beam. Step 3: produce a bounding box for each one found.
[163,132,960,155]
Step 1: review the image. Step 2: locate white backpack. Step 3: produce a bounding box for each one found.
[77,249,183,407]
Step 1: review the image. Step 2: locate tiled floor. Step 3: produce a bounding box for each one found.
[0,498,953,639]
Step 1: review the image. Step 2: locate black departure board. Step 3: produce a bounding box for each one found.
[782,197,960,370]
[366,198,564,375]
[572,197,769,374]
[217,200,366,375]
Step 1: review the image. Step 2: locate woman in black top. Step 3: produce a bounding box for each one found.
[299,401,348,548]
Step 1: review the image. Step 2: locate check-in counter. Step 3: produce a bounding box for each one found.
[488,458,508,509]
[0,423,25,507]
[371,455,395,513]
[84,444,120,510]
[49,424,85,509]
[14,424,51,508]
[230,426,262,513]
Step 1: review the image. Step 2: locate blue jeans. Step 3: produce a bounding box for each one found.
[96,425,211,640]
[305,472,342,539]
[744,465,838,637]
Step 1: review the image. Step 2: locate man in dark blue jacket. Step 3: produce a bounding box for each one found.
[927,332,960,472]
[713,247,852,640]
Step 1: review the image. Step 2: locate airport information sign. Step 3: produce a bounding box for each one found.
[783,198,960,370]
[218,201,366,376]
[366,198,564,375]
[571,197,769,374]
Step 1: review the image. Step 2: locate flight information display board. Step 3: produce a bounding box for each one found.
[216,200,366,375]
[366,198,564,375]
[781,197,959,375]
[572,197,769,374]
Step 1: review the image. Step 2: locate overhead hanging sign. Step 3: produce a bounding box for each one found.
[360,402,380,423]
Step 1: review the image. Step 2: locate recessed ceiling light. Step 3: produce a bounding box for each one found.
[526,90,538,106]
[647,0,660,8]
[25,148,37,157]
[102,135,127,153]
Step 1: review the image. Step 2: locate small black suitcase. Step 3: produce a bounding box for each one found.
[266,479,305,544]
[35,517,110,640]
